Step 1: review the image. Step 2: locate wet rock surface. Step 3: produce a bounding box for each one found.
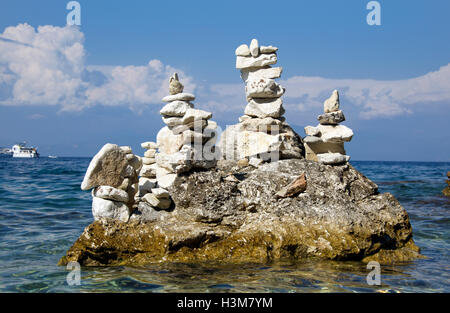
[60,159,421,266]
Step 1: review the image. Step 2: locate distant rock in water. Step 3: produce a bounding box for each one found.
[443,171,450,197]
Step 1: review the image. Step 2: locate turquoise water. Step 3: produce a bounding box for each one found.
[0,157,448,293]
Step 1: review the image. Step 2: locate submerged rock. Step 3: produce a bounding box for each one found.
[60,159,421,266]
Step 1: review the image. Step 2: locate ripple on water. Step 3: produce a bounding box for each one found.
[0,158,449,292]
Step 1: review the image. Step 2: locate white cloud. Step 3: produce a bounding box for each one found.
[0,24,194,112]
[1,23,449,120]
[280,64,450,119]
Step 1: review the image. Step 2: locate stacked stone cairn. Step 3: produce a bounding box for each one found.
[135,141,173,214]
[80,144,142,222]
[155,73,218,181]
[303,90,354,165]
[219,39,304,166]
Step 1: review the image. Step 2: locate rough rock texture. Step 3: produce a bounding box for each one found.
[60,159,421,266]
[80,144,129,190]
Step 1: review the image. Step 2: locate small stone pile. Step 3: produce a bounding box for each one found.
[154,73,218,186]
[80,144,142,222]
[443,171,450,197]
[303,90,354,165]
[219,39,304,165]
[128,141,175,223]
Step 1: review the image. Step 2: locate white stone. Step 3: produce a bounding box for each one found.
[139,164,157,178]
[138,177,157,195]
[249,39,259,57]
[181,108,212,124]
[155,163,172,177]
[156,126,184,154]
[141,142,158,149]
[151,187,170,199]
[246,78,285,99]
[142,193,171,209]
[244,98,284,118]
[142,157,156,165]
[118,178,130,191]
[93,185,129,203]
[81,143,128,191]
[127,154,142,172]
[162,116,184,127]
[92,197,130,222]
[155,151,191,173]
[239,115,252,122]
[144,149,156,158]
[170,119,208,133]
[304,126,320,136]
[160,101,193,117]
[120,146,132,154]
[239,117,282,132]
[169,72,184,95]
[162,93,195,102]
[317,124,354,142]
[249,157,263,167]
[157,173,178,189]
[240,67,282,82]
[317,153,350,165]
[236,53,277,69]
[260,45,278,54]
[235,44,251,56]
[324,89,340,113]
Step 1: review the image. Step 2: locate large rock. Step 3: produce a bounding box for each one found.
[160,101,193,117]
[61,159,421,266]
[81,144,129,190]
[244,98,285,118]
[317,152,350,165]
[156,126,184,154]
[218,123,304,160]
[246,78,285,99]
[318,110,345,125]
[92,186,129,203]
[317,124,354,142]
[240,66,283,82]
[162,93,195,103]
[236,53,277,69]
[324,90,340,113]
[91,197,130,222]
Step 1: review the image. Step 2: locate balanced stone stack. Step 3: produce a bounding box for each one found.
[155,73,218,188]
[80,144,141,222]
[219,39,304,164]
[303,90,353,165]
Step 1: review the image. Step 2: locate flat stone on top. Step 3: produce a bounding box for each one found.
[162,93,195,103]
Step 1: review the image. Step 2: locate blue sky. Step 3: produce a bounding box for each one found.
[0,0,449,161]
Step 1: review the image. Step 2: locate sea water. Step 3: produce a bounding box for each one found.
[0,157,448,292]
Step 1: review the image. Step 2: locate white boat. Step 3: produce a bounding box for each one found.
[48,155,57,159]
[11,143,39,158]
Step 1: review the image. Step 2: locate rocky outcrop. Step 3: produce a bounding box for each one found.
[59,40,421,267]
[60,159,421,266]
